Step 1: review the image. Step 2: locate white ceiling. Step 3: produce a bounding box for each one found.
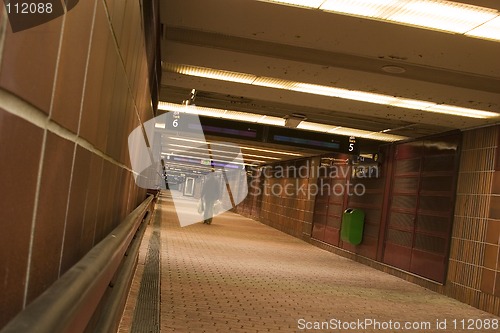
[159,0,500,144]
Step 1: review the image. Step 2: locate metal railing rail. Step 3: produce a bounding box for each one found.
[0,194,155,333]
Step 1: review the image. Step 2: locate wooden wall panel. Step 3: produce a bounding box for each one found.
[382,133,460,283]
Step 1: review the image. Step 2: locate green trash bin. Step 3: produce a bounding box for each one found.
[341,208,365,245]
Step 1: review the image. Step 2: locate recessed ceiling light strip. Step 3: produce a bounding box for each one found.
[167,144,282,160]
[164,64,499,119]
[168,63,257,83]
[467,16,500,40]
[164,152,262,166]
[258,0,500,41]
[159,102,408,142]
[168,149,266,163]
[166,136,304,156]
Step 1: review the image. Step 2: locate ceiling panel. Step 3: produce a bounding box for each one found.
[159,0,500,150]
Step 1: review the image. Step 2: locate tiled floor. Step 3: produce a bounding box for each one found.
[121,191,500,332]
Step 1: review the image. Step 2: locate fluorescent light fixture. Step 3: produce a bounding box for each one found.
[260,0,325,9]
[160,157,258,169]
[466,16,500,41]
[389,98,436,110]
[223,110,264,122]
[239,145,303,156]
[167,136,304,156]
[365,132,410,141]
[289,83,348,98]
[329,127,380,137]
[320,0,398,18]
[167,144,282,160]
[258,115,286,126]
[164,64,500,119]
[165,151,256,166]
[162,63,257,84]
[168,149,266,164]
[158,101,286,124]
[341,90,399,105]
[425,104,499,118]
[385,0,498,34]
[160,102,408,142]
[297,121,334,132]
[253,77,295,89]
[259,0,500,41]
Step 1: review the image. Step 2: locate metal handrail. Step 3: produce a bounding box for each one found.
[0,195,155,333]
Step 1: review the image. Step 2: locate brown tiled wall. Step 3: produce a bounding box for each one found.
[447,126,500,314]
[237,158,318,240]
[238,126,500,316]
[259,177,316,239]
[0,1,151,328]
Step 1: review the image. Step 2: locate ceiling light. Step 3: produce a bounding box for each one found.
[289,82,347,98]
[342,90,399,104]
[160,103,408,142]
[466,16,500,41]
[168,149,257,163]
[165,64,499,119]
[239,146,303,156]
[161,157,258,169]
[260,0,500,41]
[388,0,497,34]
[297,122,335,132]
[159,101,286,125]
[162,63,257,84]
[320,0,398,18]
[223,110,265,122]
[252,77,295,89]
[389,98,436,110]
[425,104,499,118]
[167,136,304,156]
[257,115,286,126]
[167,144,281,160]
[365,132,409,141]
[258,0,324,9]
[329,127,381,137]
[166,152,256,166]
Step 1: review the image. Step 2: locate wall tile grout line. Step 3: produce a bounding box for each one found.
[58,143,78,277]
[49,5,71,279]
[102,0,155,142]
[76,0,99,137]
[76,0,99,255]
[22,130,48,308]
[90,156,105,247]
[48,3,66,119]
